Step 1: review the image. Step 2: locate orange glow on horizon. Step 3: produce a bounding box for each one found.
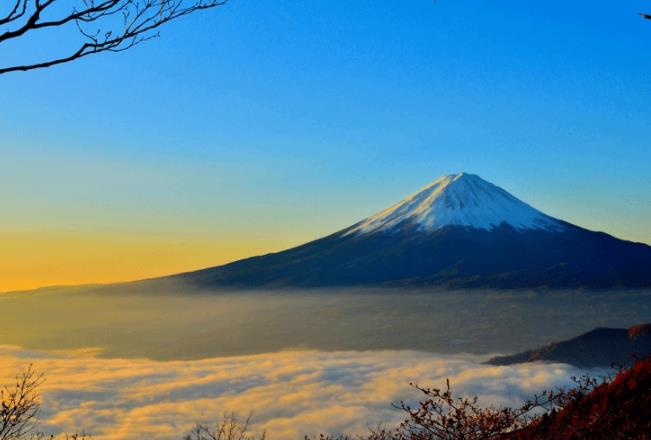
[0,231,297,292]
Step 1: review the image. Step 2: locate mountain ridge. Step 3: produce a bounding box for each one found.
[168,173,651,290]
[486,324,651,368]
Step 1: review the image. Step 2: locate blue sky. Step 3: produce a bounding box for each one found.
[1,0,650,288]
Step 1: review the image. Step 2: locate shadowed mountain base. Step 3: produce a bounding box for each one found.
[487,324,651,368]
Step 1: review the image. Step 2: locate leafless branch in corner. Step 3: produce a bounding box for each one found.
[0,0,228,74]
[0,364,43,440]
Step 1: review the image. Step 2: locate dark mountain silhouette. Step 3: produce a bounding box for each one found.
[487,324,651,368]
[168,173,651,289]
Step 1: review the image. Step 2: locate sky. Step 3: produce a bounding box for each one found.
[1,0,650,291]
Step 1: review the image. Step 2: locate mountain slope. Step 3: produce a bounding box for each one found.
[173,173,651,289]
[487,324,651,368]
[509,356,651,440]
[347,173,564,234]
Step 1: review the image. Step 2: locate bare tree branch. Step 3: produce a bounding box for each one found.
[0,0,29,26]
[0,364,43,440]
[184,412,267,440]
[0,0,228,74]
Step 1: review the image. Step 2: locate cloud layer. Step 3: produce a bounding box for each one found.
[0,346,595,439]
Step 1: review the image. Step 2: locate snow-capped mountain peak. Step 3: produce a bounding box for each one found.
[173,171,651,289]
[346,173,565,235]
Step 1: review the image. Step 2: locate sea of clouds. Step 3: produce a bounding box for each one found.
[0,346,597,440]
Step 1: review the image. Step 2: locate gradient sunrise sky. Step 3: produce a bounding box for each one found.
[1,0,650,291]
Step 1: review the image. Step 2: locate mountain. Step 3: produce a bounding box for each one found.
[173,173,651,289]
[345,172,564,234]
[487,324,651,368]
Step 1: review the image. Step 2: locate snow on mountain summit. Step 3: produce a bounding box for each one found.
[346,173,565,235]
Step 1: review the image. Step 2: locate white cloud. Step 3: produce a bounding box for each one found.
[0,346,597,440]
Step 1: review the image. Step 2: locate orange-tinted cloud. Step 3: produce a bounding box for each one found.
[0,346,595,440]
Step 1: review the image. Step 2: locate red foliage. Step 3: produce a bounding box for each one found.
[628,323,651,339]
[509,357,651,440]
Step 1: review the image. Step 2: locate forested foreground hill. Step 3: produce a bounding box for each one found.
[508,356,651,440]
